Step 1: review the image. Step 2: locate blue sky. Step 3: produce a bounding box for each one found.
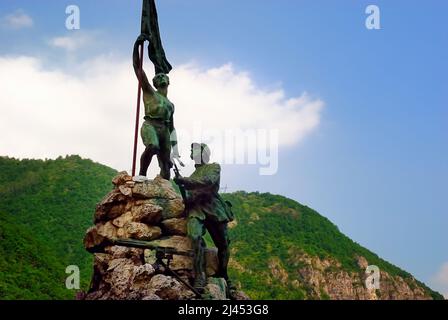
[0,1,447,295]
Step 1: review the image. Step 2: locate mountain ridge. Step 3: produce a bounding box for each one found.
[0,155,443,300]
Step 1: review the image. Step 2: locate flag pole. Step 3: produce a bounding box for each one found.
[132,43,144,177]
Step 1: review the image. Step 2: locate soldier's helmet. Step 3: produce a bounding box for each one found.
[191,143,211,164]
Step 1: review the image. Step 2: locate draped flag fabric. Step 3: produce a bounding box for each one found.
[141,0,173,75]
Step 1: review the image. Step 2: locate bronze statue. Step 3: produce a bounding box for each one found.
[133,0,179,180]
[174,143,235,293]
[130,1,237,299]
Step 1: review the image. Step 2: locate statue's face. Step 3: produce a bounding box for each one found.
[158,76,169,88]
[153,74,170,89]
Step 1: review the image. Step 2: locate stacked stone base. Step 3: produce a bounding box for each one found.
[83,172,234,300]
[86,245,227,300]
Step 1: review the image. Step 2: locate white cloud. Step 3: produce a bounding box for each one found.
[172,63,323,147]
[0,55,323,176]
[1,10,33,29]
[431,262,448,299]
[49,32,95,52]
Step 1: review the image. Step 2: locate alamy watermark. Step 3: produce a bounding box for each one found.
[173,124,279,176]
[65,265,80,290]
[365,5,381,30]
[65,5,80,30]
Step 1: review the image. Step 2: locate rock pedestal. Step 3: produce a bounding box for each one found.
[83,172,228,300]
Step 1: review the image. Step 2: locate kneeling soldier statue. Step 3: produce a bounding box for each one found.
[174,143,235,295]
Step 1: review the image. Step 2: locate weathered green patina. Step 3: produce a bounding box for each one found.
[175,143,234,292]
[184,163,233,223]
[133,39,178,179]
[132,1,235,297]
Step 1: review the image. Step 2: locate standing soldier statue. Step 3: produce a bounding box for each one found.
[174,143,235,295]
[132,0,181,180]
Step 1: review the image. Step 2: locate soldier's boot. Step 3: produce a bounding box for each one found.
[192,238,207,293]
[217,246,238,299]
[226,279,239,300]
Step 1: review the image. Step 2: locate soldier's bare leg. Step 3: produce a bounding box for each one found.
[156,127,172,180]
[187,216,207,291]
[139,145,158,176]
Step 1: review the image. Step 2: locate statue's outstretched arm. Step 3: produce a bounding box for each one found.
[182,165,220,190]
[133,36,155,95]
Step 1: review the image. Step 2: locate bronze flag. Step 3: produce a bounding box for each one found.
[141,0,172,74]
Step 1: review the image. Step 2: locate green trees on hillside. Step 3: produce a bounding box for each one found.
[0,156,116,299]
[0,214,70,299]
[0,156,443,300]
[222,191,443,300]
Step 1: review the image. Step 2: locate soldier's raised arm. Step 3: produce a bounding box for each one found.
[133,35,155,95]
